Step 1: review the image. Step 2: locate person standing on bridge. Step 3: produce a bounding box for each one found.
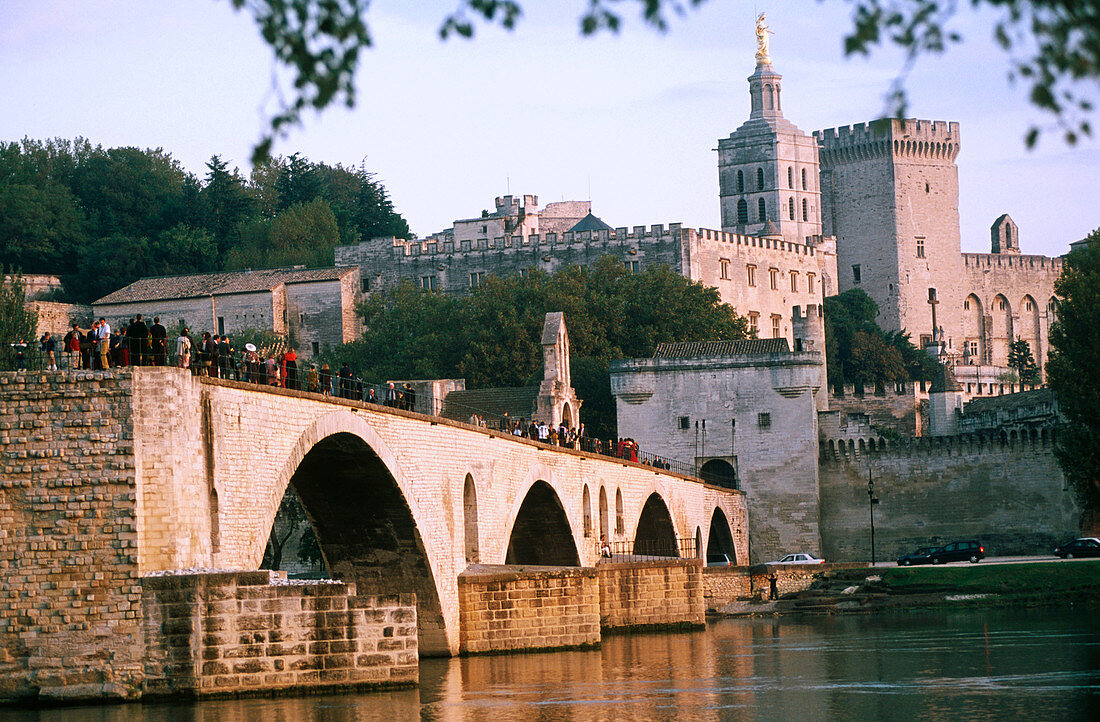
[176,328,192,369]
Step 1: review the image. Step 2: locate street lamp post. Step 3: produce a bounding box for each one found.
[868,466,880,564]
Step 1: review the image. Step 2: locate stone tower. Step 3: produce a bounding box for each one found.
[536,312,582,428]
[991,214,1020,254]
[815,119,966,351]
[717,19,823,244]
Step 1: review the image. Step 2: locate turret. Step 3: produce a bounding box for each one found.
[792,303,828,411]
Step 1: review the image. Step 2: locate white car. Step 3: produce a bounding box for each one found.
[769,553,824,565]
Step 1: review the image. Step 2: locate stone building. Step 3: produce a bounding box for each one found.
[610,335,826,563]
[92,266,360,359]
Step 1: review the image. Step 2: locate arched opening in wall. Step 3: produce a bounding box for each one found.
[706,508,736,564]
[758,198,767,222]
[737,199,749,225]
[273,432,449,655]
[963,294,984,364]
[599,486,609,542]
[209,487,220,555]
[992,294,1012,367]
[700,459,738,490]
[1020,294,1041,369]
[737,170,745,193]
[633,492,678,558]
[787,166,793,189]
[756,167,765,191]
[582,484,592,538]
[788,197,795,220]
[615,488,624,535]
[505,480,580,566]
[764,83,773,109]
[562,403,573,429]
[695,527,703,559]
[463,474,479,565]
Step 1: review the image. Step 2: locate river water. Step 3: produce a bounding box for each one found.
[6,608,1098,721]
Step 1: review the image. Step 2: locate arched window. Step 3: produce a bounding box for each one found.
[787,166,793,188]
[582,485,592,537]
[802,198,808,221]
[737,170,744,193]
[737,199,748,224]
[756,167,765,190]
[801,168,807,190]
[758,198,767,222]
[615,488,624,535]
[788,197,795,220]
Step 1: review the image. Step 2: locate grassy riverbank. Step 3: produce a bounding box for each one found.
[872,560,1100,595]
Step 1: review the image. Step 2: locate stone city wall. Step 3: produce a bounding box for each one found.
[141,570,417,698]
[818,433,1079,561]
[29,300,93,340]
[597,559,704,630]
[457,567,600,654]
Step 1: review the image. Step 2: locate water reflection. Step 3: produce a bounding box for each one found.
[6,609,1098,721]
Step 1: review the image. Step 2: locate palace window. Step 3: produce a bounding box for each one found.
[361,278,370,293]
[916,237,926,258]
[1024,299,1035,311]
[997,298,1006,311]
[790,271,799,292]
[771,315,782,338]
[852,264,862,284]
[678,416,690,430]
[469,272,482,288]
[967,340,979,359]
[311,341,319,356]
[519,268,530,277]
[737,170,744,193]
[788,197,795,220]
[802,198,808,221]
[807,272,815,293]
[801,168,807,190]
[748,312,760,333]
[420,275,438,290]
[964,298,971,310]
[787,166,793,189]
[758,198,767,222]
[757,167,765,190]
[737,199,749,224]
[746,265,757,287]
[624,260,639,274]
[719,258,730,280]
[919,334,933,347]
[757,412,771,429]
[769,267,779,290]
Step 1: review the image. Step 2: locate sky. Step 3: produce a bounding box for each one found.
[2,0,1097,257]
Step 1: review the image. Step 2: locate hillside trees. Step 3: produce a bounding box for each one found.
[1046,229,1100,516]
[0,138,409,303]
[325,256,751,438]
[0,273,39,362]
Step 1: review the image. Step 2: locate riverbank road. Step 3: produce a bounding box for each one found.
[870,555,1099,568]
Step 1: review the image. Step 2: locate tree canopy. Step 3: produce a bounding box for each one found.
[321,256,751,438]
[0,138,409,304]
[0,273,39,366]
[824,288,937,389]
[228,0,1100,160]
[1046,228,1100,513]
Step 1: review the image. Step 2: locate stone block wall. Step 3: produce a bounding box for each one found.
[0,370,144,703]
[819,434,1080,561]
[141,570,417,698]
[457,568,600,654]
[702,567,752,608]
[597,560,704,630]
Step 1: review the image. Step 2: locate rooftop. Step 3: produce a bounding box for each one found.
[94,266,358,305]
[653,339,791,358]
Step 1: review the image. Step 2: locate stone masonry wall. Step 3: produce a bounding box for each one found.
[457,568,600,654]
[819,434,1080,561]
[597,560,704,630]
[141,570,417,698]
[0,370,144,703]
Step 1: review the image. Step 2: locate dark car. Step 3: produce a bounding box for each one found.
[1054,537,1100,559]
[930,540,985,564]
[896,546,938,566]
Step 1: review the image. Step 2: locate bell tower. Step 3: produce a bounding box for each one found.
[717,13,822,244]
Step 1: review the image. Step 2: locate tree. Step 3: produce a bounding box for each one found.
[199,155,254,257]
[261,487,325,571]
[0,273,39,368]
[824,288,933,389]
[228,0,1100,161]
[1046,228,1100,516]
[1007,337,1041,384]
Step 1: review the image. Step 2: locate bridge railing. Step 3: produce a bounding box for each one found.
[601,537,699,562]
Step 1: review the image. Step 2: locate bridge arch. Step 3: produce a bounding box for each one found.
[264,414,451,655]
[633,492,678,557]
[706,507,737,563]
[504,480,580,566]
[463,473,479,564]
[598,486,609,541]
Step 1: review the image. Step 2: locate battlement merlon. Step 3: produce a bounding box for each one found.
[815,118,960,160]
[962,252,1064,270]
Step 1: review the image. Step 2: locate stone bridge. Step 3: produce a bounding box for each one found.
[122,368,746,656]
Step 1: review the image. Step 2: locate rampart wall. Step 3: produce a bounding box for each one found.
[818,432,1079,561]
[597,559,704,631]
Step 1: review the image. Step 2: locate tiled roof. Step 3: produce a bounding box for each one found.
[441,387,538,424]
[653,339,790,358]
[963,387,1054,415]
[568,212,614,233]
[93,266,358,305]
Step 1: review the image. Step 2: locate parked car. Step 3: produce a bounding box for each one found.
[896,546,938,566]
[1054,537,1100,559]
[706,552,734,567]
[769,553,824,565]
[929,540,984,564]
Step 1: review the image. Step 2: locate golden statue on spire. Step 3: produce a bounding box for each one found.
[755,12,772,64]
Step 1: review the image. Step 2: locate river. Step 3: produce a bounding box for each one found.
[5,607,1098,721]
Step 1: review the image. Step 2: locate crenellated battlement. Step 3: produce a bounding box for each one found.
[820,424,1056,464]
[963,252,1063,271]
[354,224,826,261]
[816,118,960,164]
